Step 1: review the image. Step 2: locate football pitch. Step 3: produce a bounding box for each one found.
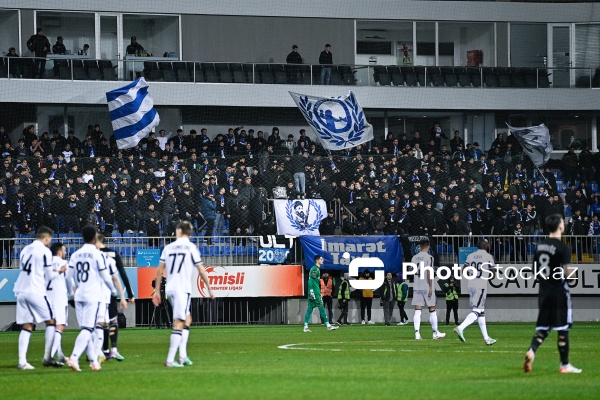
[0,323,598,400]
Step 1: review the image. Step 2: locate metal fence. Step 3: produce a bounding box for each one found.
[137,297,287,327]
[0,235,304,269]
[432,234,600,265]
[3,56,600,89]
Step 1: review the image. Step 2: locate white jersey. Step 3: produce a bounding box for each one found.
[100,253,118,303]
[68,243,115,303]
[411,251,435,292]
[160,237,202,294]
[14,240,54,296]
[465,249,496,290]
[48,256,69,306]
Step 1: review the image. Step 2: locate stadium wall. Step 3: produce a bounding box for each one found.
[287,297,600,325]
[181,15,355,65]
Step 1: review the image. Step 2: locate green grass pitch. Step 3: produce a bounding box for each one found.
[0,323,598,399]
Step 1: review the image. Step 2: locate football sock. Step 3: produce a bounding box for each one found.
[414,309,422,332]
[71,328,92,361]
[44,325,56,360]
[319,307,330,327]
[478,316,489,341]
[304,307,312,325]
[102,326,110,352]
[529,329,549,354]
[429,311,438,332]
[557,330,569,365]
[18,329,32,365]
[167,330,182,363]
[459,311,478,331]
[51,330,62,358]
[95,325,105,355]
[179,326,190,359]
[109,322,119,349]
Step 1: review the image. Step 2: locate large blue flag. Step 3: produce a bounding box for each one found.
[106,78,160,149]
[290,91,373,150]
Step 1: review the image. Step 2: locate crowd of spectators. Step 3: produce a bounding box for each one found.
[0,121,598,267]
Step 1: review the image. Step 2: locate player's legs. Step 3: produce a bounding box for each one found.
[17,293,58,367]
[51,304,67,360]
[16,296,35,368]
[412,291,426,338]
[304,304,315,327]
[68,301,100,371]
[165,292,187,366]
[178,298,193,366]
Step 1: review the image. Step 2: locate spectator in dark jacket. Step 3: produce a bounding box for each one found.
[201,194,217,244]
[27,28,51,78]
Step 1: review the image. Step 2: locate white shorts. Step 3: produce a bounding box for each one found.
[75,301,102,329]
[411,290,436,308]
[167,291,191,322]
[51,302,69,326]
[469,287,487,309]
[96,302,110,324]
[16,293,54,325]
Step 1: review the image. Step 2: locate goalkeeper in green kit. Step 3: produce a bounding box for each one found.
[304,255,339,332]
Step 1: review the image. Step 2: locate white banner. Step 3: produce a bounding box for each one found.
[274,199,327,236]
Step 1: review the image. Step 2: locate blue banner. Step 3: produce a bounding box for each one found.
[459,247,478,264]
[300,236,403,273]
[137,248,161,267]
[0,269,20,302]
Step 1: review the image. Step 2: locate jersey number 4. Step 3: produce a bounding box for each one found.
[21,255,33,276]
[168,253,186,274]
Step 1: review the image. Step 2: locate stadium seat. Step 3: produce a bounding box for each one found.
[338,65,356,85]
[256,64,273,84]
[329,66,343,85]
[202,63,219,83]
[235,245,246,255]
[441,67,458,87]
[483,68,498,87]
[298,64,312,85]
[162,69,177,82]
[374,66,391,86]
[199,246,210,256]
[538,69,551,88]
[230,63,246,83]
[429,67,444,87]
[388,66,404,86]
[401,67,417,86]
[222,246,232,256]
[457,67,472,87]
[497,68,511,87]
[216,63,232,83]
[468,67,482,87]
[272,64,287,84]
[209,245,221,257]
[414,66,428,86]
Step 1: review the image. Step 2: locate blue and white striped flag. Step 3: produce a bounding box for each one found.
[106,78,160,149]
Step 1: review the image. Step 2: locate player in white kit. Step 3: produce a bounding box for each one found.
[153,221,214,368]
[95,233,128,364]
[13,226,62,369]
[410,239,446,340]
[47,242,70,363]
[454,239,497,345]
[65,225,121,372]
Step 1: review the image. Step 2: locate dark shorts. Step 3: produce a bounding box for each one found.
[108,296,119,321]
[536,288,572,331]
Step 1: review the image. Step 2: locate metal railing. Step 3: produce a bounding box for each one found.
[0,235,303,269]
[138,297,287,327]
[2,56,600,89]
[431,234,600,265]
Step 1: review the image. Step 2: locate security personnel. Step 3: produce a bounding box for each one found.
[319,210,337,235]
[444,276,460,325]
[320,271,334,324]
[336,275,351,325]
[396,276,409,325]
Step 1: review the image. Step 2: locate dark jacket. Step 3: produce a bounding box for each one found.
[27,33,51,57]
[286,51,303,64]
[319,50,333,65]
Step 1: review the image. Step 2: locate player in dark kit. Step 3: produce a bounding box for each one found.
[523,214,582,374]
[97,234,135,361]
